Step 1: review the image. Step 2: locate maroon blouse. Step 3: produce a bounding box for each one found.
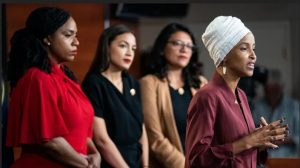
[185,71,258,168]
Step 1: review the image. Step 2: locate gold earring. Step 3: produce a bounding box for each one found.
[222,66,227,75]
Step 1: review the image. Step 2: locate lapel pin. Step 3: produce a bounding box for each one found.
[130,88,136,96]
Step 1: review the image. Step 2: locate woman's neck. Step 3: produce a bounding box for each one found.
[102,67,123,93]
[102,68,122,82]
[48,56,61,67]
[166,68,184,89]
[216,67,240,94]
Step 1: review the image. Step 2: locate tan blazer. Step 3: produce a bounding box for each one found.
[139,75,198,168]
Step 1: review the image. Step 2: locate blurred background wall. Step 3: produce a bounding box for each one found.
[3,2,299,99]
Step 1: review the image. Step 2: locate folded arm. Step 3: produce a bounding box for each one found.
[40,137,89,167]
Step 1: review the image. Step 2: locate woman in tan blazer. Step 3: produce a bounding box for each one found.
[139,23,207,168]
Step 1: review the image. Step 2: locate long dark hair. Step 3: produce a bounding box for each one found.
[143,23,203,88]
[87,24,132,74]
[7,7,76,88]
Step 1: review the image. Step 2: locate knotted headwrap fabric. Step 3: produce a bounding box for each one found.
[25,7,70,39]
[202,16,251,67]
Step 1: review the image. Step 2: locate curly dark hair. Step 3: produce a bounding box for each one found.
[7,7,76,88]
[142,23,203,88]
[87,24,132,74]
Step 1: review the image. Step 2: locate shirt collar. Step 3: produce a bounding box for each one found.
[50,61,66,77]
[211,70,239,102]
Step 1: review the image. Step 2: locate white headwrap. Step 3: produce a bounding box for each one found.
[202,16,251,67]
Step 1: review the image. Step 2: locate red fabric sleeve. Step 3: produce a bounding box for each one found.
[185,92,235,167]
[87,120,93,138]
[6,69,69,146]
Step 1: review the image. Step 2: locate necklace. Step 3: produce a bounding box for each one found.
[166,76,185,95]
[178,87,185,95]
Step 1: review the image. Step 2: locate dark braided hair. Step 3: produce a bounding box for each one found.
[7,7,76,88]
[143,23,203,88]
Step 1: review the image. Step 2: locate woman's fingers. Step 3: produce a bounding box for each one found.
[272,134,288,142]
[271,126,289,136]
[260,116,268,126]
[265,118,285,130]
[262,125,288,142]
[80,153,88,159]
[255,123,288,148]
[264,141,279,149]
[252,117,289,149]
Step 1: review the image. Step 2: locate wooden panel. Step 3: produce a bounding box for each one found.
[6,3,104,83]
[267,158,300,168]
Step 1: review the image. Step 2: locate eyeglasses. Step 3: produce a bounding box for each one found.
[167,40,196,51]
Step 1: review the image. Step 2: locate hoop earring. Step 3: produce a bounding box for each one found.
[222,66,227,75]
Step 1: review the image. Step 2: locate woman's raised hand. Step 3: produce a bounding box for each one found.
[247,118,288,149]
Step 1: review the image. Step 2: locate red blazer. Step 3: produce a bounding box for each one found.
[185,71,259,168]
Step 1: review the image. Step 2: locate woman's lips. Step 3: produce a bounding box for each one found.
[71,50,78,55]
[247,62,255,70]
[123,58,132,64]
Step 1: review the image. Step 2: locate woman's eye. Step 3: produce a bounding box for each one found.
[64,34,72,37]
[119,44,126,48]
[174,41,180,46]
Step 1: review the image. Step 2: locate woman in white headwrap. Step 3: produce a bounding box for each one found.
[185,16,289,168]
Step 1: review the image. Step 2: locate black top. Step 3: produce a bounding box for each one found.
[169,83,192,152]
[82,72,143,168]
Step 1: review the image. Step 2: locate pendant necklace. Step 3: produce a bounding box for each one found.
[178,87,185,95]
[167,77,185,95]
